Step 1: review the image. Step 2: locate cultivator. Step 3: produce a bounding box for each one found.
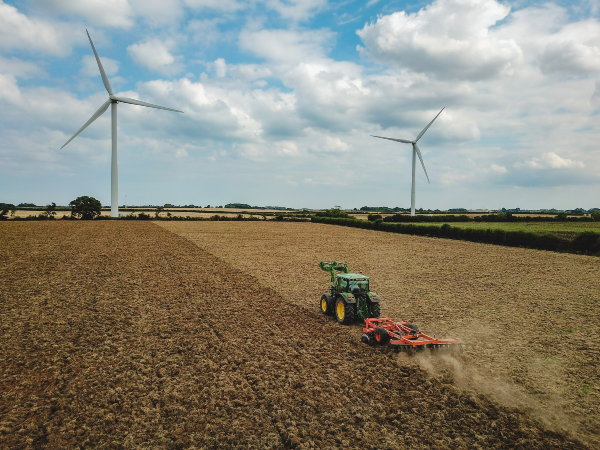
[361,317,461,353]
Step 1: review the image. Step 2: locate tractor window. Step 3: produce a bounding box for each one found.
[338,278,348,291]
[348,279,369,294]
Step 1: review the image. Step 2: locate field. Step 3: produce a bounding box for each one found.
[1,222,598,448]
[400,221,600,239]
[159,221,600,444]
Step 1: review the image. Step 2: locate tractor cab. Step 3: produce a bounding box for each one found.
[336,274,370,295]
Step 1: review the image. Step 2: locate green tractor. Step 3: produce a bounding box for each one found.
[319,261,381,324]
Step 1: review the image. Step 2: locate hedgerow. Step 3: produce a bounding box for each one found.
[311,216,600,256]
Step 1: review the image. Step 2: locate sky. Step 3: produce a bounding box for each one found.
[0,0,599,210]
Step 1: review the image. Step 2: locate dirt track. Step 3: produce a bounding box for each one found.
[0,222,589,449]
[159,221,600,446]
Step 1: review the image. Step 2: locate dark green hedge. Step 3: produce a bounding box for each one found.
[312,217,600,256]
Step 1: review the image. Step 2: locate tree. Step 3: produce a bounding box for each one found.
[42,202,57,219]
[0,203,15,220]
[592,211,600,222]
[155,206,164,218]
[70,196,102,220]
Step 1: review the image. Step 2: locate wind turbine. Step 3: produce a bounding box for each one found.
[61,29,183,218]
[372,108,444,217]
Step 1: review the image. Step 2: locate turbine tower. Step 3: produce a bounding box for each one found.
[61,30,183,218]
[372,108,444,217]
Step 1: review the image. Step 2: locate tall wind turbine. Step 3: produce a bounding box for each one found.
[372,108,444,217]
[61,29,183,218]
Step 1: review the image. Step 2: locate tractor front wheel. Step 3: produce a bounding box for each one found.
[335,297,355,325]
[320,294,332,316]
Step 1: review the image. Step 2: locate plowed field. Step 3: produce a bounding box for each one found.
[159,221,600,446]
[0,222,594,449]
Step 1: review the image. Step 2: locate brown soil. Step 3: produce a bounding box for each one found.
[0,222,591,449]
[159,221,600,446]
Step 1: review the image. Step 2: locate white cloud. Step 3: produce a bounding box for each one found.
[33,0,134,28]
[127,39,183,75]
[539,40,600,74]
[517,152,585,170]
[0,1,73,56]
[183,0,243,12]
[357,0,523,80]
[128,0,184,26]
[491,164,507,173]
[0,55,43,78]
[213,58,227,78]
[80,54,119,77]
[239,28,335,63]
[265,0,328,21]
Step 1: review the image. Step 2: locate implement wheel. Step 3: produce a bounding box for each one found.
[370,302,380,318]
[335,297,355,325]
[320,294,332,316]
[374,327,389,345]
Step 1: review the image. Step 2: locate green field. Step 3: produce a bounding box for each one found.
[420,221,600,239]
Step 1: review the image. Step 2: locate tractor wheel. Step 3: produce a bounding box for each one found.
[370,302,381,318]
[335,297,355,325]
[374,327,389,345]
[406,324,419,340]
[320,294,332,315]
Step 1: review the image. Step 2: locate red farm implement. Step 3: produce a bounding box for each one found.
[361,317,462,354]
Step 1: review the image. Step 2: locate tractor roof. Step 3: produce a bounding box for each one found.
[338,273,369,280]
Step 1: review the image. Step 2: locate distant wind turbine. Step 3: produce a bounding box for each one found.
[372,108,444,217]
[61,29,183,218]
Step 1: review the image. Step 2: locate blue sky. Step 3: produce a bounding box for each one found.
[1,0,599,209]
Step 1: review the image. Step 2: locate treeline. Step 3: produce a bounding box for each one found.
[312,217,600,256]
[371,212,600,223]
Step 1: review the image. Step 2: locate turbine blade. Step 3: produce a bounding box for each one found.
[414,143,430,183]
[113,96,183,113]
[371,135,414,144]
[86,29,113,96]
[61,99,111,149]
[415,107,445,142]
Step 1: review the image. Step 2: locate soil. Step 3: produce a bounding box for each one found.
[0,222,593,449]
[159,221,600,446]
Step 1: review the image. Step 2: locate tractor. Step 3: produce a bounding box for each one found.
[319,261,380,324]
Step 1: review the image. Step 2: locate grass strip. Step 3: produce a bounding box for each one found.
[312,216,600,256]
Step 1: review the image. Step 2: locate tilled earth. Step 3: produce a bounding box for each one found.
[158,221,600,446]
[0,222,591,449]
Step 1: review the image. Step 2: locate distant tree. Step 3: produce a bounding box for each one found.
[368,214,383,221]
[0,203,15,220]
[10,205,17,217]
[591,211,600,222]
[314,208,351,219]
[555,212,568,221]
[70,196,102,220]
[42,202,57,219]
[166,212,172,218]
[155,206,164,218]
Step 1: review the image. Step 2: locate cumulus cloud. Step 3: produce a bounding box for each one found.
[127,39,183,75]
[239,28,335,63]
[357,0,523,80]
[212,58,227,78]
[0,55,43,78]
[539,40,600,74]
[517,152,585,170]
[80,54,119,77]
[0,1,73,56]
[265,0,328,21]
[32,0,134,28]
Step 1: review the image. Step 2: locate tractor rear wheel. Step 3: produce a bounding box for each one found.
[335,297,355,325]
[320,294,332,315]
[370,302,380,318]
